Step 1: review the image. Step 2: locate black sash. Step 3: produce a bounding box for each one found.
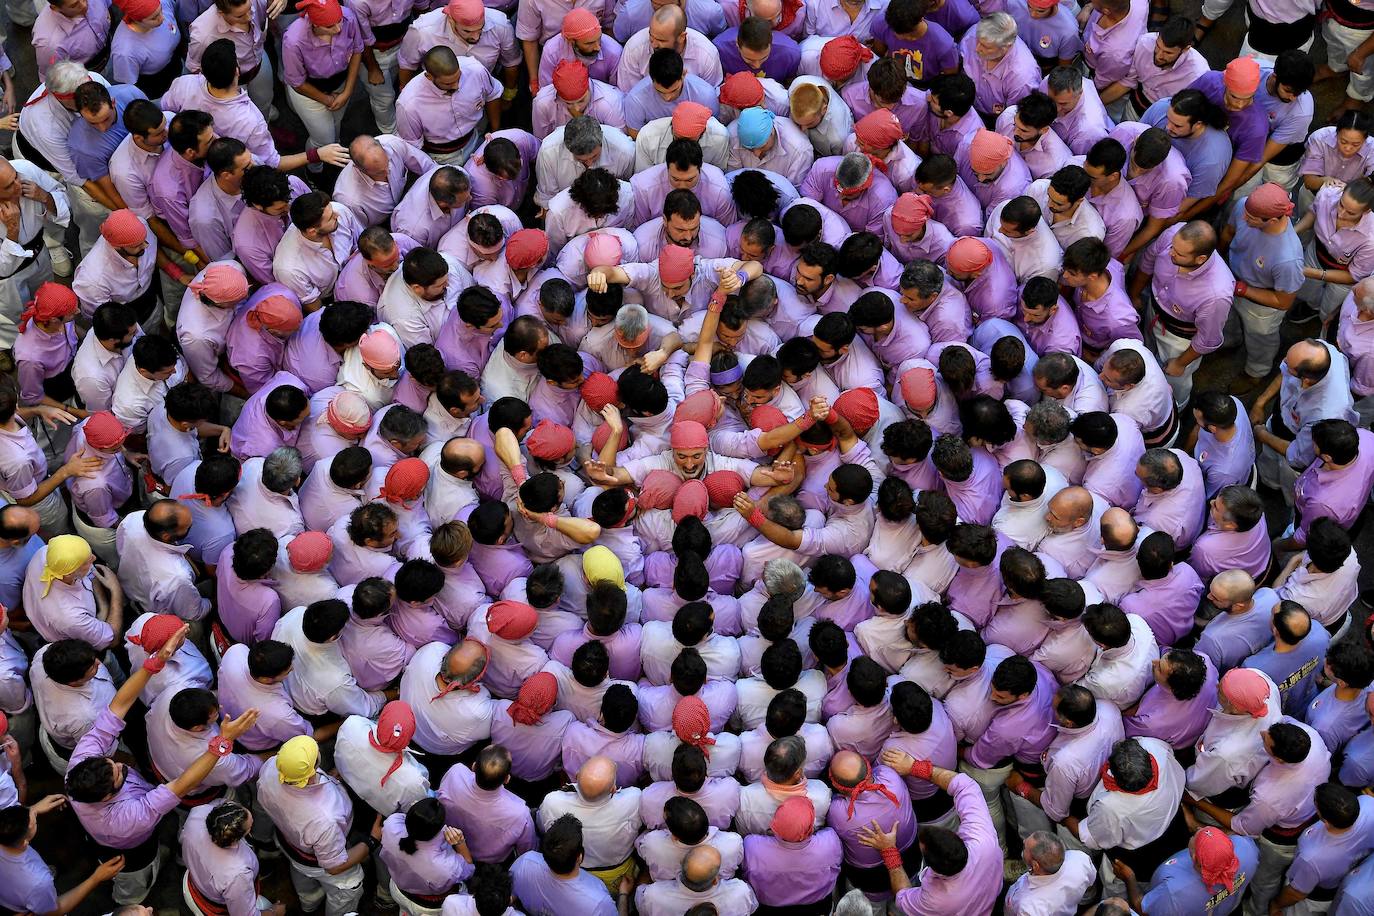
[306,69,350,94]
[1246,4,1315,54]
[0,230,46,280]
[1328,0,1374,29]
[370,17,411,48]
[13,131,57,175]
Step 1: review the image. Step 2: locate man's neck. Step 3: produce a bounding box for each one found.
[207,83,239,99]
[1212,423,1238,443]
[1083,273,1110,299]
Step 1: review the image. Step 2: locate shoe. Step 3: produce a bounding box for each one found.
[1229,373,1268,395]
[49,247,73,277]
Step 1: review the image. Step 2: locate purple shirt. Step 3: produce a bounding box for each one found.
[1189,71,1269,162]
[510,852,616,916]
[1111,121,1191,220]
[1119,562,1205,647]
[32,0,111,76]
[13,320,76,406]
[893,774,1002,916]
[953,239,1019,322]
[713,27,800,81]
[161,75,282,167]
[741,830,843,908]
[70,709,180,848]
[959,31,1040,116]
[623,74,721,132]
[1081,413,1146,508]
[956,137,1034,212]
[1187,515,1271,583]
[872,19,960,82]
[1288,796,1374,894]
[215,542,283,645]
[798,156,899,235]
[1124,654,1218,750]
[438,763,537,863]
[230,370,306,460]
[1083,0,1146,89]
[967,661,1057,767]
[1293,428,1374,544]
[1072,260,1141,351]
[827,765,917,868]
[395,60,502,150]
[1145,225,1236,353]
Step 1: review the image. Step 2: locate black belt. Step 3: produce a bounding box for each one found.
[13,131,57,175]
[912,791,954,822]
[1155,308,1198,339]
[276,829,321,866]
[1129,86,1152,113]
[1329,0,1374,29]
[423,129,475,154]
[1208,786,1252,809]
[241,62,262,85]
[1143,406,1179,445]
[1309,883,1340,902]
[1262,820,1313,845]
[305,69,349,94]
[1270,141,1306,167]
[395,883,464,907]
[370,17,411,48]
[1314,237,1349,271]
[0,230,46,280]
[135,48,187,100]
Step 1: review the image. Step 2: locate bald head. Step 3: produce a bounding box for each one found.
[1286,339,1331,384]
[650,3,686,36]
[441,437,486,477]
[681,845,722,891]
[1046,486,1093,531]
[145,499,191,543]
[752,0,781,17]
[0,158,18,203]
[1211,569,1256,607]
[349,136,388,180]
[0,505,40,543]
[829,750,868,789]
[577,755,618,800]
[424,46,460,77]
[1100,508,1138,550]
[443,639,487,686]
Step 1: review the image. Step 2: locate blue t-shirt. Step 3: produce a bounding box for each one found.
[1142,98,1234,199]
[1141,835,1259,916]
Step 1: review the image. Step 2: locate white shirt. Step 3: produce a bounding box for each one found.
[736,723,834,782]
[115,510,212,620]
[0,161,68,276]
[733,780,832,836]
[1077,736,1186,851]
[1098,339,1174,436]
[333,714,432,817]
[272,605,385,718]
[854,614,916,675]
[1186,669,1283,800]
[1083,526,1155,604]
[640,622,742,686]
[1037,492,1109,578]
[534,124,637,208]
[734,669,827,730]
[992,464,1069,549]
[636,877,759,916]
[635,115,732,171]
[111,356,187,434]
[1277,551,1362,627]
[30,644,114,749]
[635,827,744,883]
[400,641,495,756]
[70,332,129,414]
[1076,613,1159,709]
[538,785,644,867]
[1004,849,1098,916]
[123,611,213,708]
[642,730,742,782]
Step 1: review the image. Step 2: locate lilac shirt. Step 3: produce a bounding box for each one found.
[1124,654,1218,750]
[70,709,181,848]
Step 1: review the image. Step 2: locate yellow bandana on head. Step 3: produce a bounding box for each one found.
[582,545,625,590]
[276,735,319,787]
[40,535,92,597]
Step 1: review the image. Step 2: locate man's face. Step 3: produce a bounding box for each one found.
[365,246,401,277]
[900,286,933,314]
[81,102,118,132]
[1338,191,1368,222]
[1046,187,1075,216]
[433,69,462,93]
[191,127,215,163]
[649,20,681,51]
[1169,234,1204,270]
[452,18,483,43]
[794,262,828,298]
[314,204,340,238]
[1151,657,1171,689]
[1044,503,1079,533]
[573,144,602,169]
[376,518,400,548]
[1100,365,1130,391]
[743,385,774,407]
[792,98,828,130]
[1060,267,1089,289]
[739,41,770,71]
[1012,114,1042,145]
[1164,108,1196,139]
[1152,36,1184,68]
[1047,87,1079,118]
[56,0,88,15]
[989,687,1022,706]
[654,77,684,102]
[278,404,312,431]
[572,35,601,56]
[414,272,450,302]
[972,161,1003,185]
[1223,87,1256,112]
[667,162,699,190]
[738,233,769,262]
[0,164,20,204]
[359,146,390,182]
[1020,300,1052,326]
[717,321,747,350]
[264,198,290,217]
[812,336,841,364]
[138,118,170,150]
[221,151,253,190]
[456,389,485,417]
[1209,495,1228,528]
[1082,161,1115,196]
[974,38,1008,63]
[117,237,151,260]
[672,447,706,476]
[565,90,592,119]
[223,0,252,27]
[665,211,701,247]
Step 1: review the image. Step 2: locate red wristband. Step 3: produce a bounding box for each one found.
[708,289,726,313]
[511,464,528,485]
[824,409,839,426]
[542,512,559,529]
[908,759,933,780]
[142,656,167,674]
[794,413,816,431]
[207,735,233,758]
[1234,281,1248,297]
[164,264,186,283]
[880,847,904,871]
[306,147,321,165]
[1013,780,1034,799]
[747,507,767,529]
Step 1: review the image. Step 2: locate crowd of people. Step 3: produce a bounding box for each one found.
[0,0,1370,910]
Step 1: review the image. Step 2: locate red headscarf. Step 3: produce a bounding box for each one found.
[17,282,78,333]
[830,757,901,819]
[672,695,716,757]
[508,672,558,725]
[367,701,416,785]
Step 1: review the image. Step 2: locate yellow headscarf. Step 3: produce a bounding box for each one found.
[276,735,319,787]
[582,545,625,590]
[40,535,92,597]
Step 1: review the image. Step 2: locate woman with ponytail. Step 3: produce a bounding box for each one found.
[379,796,475,915]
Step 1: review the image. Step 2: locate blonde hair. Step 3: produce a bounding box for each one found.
[789,83,826,120]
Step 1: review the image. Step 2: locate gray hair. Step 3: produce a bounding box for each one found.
[615,303,649,341]
[563,116,603,157]
[835,152,873,190]
[762,559,806,601]
[262,447,303,493]
[1025,400,1072,445]
[764,495,806,530]
[834,890,877,916]
[739,275,778,319]
[899,260,944,297]
[1025,831,1066,874]
[1137,448,1182,490]
[976,12,1018,47]
[1046,65,1083,95]
[762,734,807,781]
[46,60,91,96]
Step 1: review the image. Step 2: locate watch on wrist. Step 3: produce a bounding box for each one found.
[207,735,233,758]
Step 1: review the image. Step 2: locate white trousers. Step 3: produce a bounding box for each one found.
[1245,835,1298,916]
[1151,320,1203,408]
[247,56,278,118]
[1231,294,1288,377]
[958,760,1011,854]
[1324,18,1374,101]
[282,849,365,915]
[287,85,348,155]
[1298,240,1354,320]
[364,45,400,135]
[72,511,119,569]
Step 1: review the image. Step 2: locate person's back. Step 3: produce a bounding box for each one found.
[510,814,617,916]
